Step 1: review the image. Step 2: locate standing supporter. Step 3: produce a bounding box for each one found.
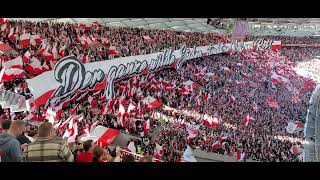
[23,122,74,162]
[92,145,109,162]
[0,120,26,162]
[76,140,94,162]
[0,120,12,134]
[122,154,135,162]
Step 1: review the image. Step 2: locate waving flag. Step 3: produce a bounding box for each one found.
[79,23,91,30]
[58,45,66,58]
[211,140,222,149]
[8,27,15,41]
[45,108,57,124]
[203,114,219,127]
[290,145,303,156]
[286,121,304,134]
[303,79,315,92]
[1,68,25,81]
[36,42,47,55]
[3,56,23,69]
[109,46,117,55]
[271,71,289,85]
[143,35,155,43]
[22,51,32,63]
[142,96,162,109]
[19,33,31,47]
[271,41,282,51]
[143,119,150,135]
[266,97,279,109]
[186,124,199,141]
[252,101,258,112]
[244,114,253,128]
[237,149,245,161]
[79,125,120,148]
[155,143,164,158]
[25,57,43,75]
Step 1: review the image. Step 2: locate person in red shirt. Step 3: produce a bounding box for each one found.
[76,140,94,162]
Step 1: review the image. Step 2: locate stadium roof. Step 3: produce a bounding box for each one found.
[9,18,320,36]
[9,18,229,34]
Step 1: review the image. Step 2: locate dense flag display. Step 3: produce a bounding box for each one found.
[0,18,316,163]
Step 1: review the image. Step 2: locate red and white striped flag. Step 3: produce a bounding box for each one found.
[186,124,199,142]
[8,27,15,41]
[3,56,23,69]
[1,68,25,81]
[19,33,31,47]
[109,46,117,55]
[266,97,279,109]
[244,114,253,128]
[237,149,245,161]
[25,57,43,75]
[42,63,50,72]
[203,114,219,128]
[142,35,155,43]
[31,35,42,45]
[143,119,150,135]
[22,51,32,64]
[271,71,289,85]
[212,140,222,149]
[101,38,110,46]
[45,108,57,124]
[82,54,88,64]
[271,41,282,51]
[118,103,126,117]
[142,96,162,109]
[58,45,66,58]
[252,101,258,112]
[79,126,120,148]
[229,95,236,104]
[290,144,303,156]
[155,143,164,158]
[52,44,58,60]
[36,42,47,55]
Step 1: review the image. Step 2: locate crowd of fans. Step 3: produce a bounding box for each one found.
[0,19,319,162]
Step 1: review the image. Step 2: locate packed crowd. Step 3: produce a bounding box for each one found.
[0,19,318,162]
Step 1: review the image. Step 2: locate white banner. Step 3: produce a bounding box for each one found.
[26,40,280,107]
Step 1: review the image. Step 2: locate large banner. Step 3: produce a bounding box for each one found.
[27,40,281,108]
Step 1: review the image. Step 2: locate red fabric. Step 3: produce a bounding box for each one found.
[76,152,93,162]
[0,127,3,133]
